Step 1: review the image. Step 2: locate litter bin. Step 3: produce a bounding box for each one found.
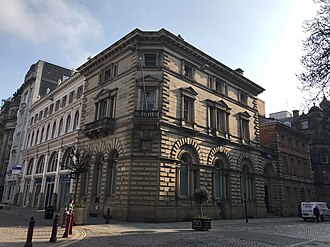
[44,206,54,219]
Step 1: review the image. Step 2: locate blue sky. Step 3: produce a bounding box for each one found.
[0,0,318,116]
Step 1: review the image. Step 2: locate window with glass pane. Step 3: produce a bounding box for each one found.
[73,111,80,130]
[214,160,222,199]
[242,165,250,199]
[142,88,156,110]
[183,96,193,123]
[320,151,328,164]
[179,154,190,197]
[36,156,45,174]
[65,115,71,133]
[58,119,63,136]
[183,64,193,78]
[144,53,157,67]
[242,119,249,140]
[47,152,58,172]
[216,109,226,132]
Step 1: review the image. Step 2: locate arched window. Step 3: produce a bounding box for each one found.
[214,159,225,199]
[62,148,74,170]
[26,133,30,148]
[106,150,118,197]
[58,118,63,136]
[51,122,56,138]
[47,152,58,172]
[40,127,44,143]
[241,163,253,200]
[65,115,71,133]
[179,153,190,197]
[30,131,34,147]
[26,158,34,175]
[35,129,39,145]
[73,111,80,130]
[45,125,50,141]
[36,155,45,174]
[92,153,104,201]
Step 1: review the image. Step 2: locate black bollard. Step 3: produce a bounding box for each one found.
[62,213,71,238]
[24,216,35,247]
[244,193,248,223]
[49,214,59,243]
[69,212,74,235]
[61,209,66,228]
[105,208,110,224]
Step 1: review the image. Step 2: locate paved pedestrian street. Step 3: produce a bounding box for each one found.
[71,218,330,247]
[1,206,330,247]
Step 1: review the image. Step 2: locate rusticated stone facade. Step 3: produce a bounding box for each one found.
[77,29,267,222]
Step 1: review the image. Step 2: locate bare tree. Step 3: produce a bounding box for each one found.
[298,0,330,107]
[61,144,92,202]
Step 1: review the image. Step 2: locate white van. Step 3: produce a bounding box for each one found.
[301,202,330,222]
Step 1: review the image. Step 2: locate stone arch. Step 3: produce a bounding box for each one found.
[208,146,232,167]
[104,138,124,159]
[170,137,201,163]
[237,152,258,172]
[264,162,276,178]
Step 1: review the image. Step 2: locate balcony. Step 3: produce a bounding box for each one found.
[134,110,159,118]
[83,117,115,139]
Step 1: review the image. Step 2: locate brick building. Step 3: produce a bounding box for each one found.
[259,119,314,216]
[76,29,267,221]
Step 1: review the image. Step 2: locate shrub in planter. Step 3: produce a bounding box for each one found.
[192,187,212,231]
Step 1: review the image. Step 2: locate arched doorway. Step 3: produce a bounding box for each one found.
[264,163,276,214]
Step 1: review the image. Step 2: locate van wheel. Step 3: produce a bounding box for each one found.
[321,215,325,222]
[303,218,307,222]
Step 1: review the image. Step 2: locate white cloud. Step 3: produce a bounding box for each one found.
[0,0,103,50]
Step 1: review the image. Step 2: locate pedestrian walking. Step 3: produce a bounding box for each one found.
[313,205,320,222]
[66,199,74,215]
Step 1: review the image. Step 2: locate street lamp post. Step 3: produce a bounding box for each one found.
[244,193,248,223]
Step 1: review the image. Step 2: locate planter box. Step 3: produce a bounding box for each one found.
[192,218,211,231]
[74,207,87,225]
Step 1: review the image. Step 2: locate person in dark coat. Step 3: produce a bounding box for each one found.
[313,205,320,222]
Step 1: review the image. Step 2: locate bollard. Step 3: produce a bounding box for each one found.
[49,214,59,243]
[69,212,74,235]
[62,213,71,238]
[105,208,110,224]
[61,209,66,228]
[24,216,35,247]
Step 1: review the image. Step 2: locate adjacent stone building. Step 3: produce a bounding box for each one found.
[0,93,20,200]
[76,28,267,221]
[260,119,314,216]
[2,60,71,204]
[292,97,330,204]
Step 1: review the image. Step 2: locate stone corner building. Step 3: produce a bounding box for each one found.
[77,28,267,222]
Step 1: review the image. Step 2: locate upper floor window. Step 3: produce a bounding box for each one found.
[113,63,118,78]
[144,53,157,67]
[51,122,56,138]
[239,111,251,142]
[45,124,50,141]
[181,87,197,127]
[44,107,48,118]
[47,152,58,172]
[65,115,71,133]
[182,62,194,79]
[39,111,43,121]
[26,158,34,175]
[55,100,60,111]
[94,89,117,120]
[49,104,54,115]
[58,118,63,136]
[36,155,45,174]
[320,151,329,164]
[301,120,308,129]
[141,87,157,111]
[77,86,83,99]
[69,91,74,104]
[208,100,230,136]
[73,111,80,130]
[61,96,67,108]
[239,91,248,105]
